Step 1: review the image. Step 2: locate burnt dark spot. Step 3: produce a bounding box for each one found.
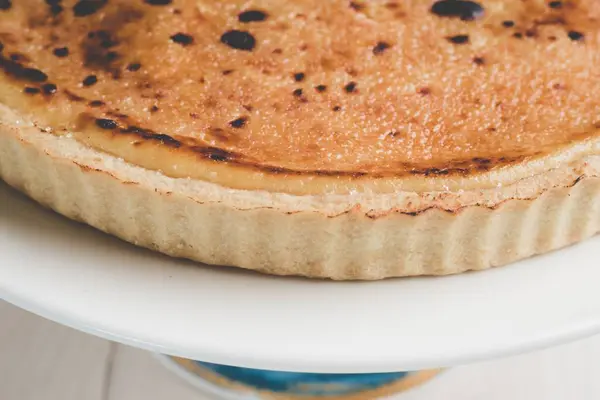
[150,105,159,112]
[447,35,470,44]
[90,30,119,49]
[126,62,141,72]
[425,168,450,176]
[293,72,305,82]
[525,29,537,38]
[82,36,121,75]
[473,56,485,65]
[42,83,57,94]
[100,39,118,49]
[222,69,234,75]
[344,81,357,93]
[238,10,268,23]
[513,32,523,39]
[121,126,182,148]
[473,157,491,164]
[568,31,584,41]
[23,87,40,95]
[292,88,308,103]
[144,0,172,5]
[315,84,327,93]
[548,1,562,9]
[502,20,515,28]
[0,0,11,10]
[143,133,179,146]
[265,167,288,175]
[0,54,49,82]
[88,100,105,107]
[230,116,248,128]
[193,147,233,162]
[105,51,119,62]
[409,168,451,177]
[95,118,118,130]
[82,75,98,86]
[220,30,256,51]
[373,41,392,55]
[418,87,431,95]
[349,1,364,11]
[10,53,27,62]
[48,2,63,15]
[23,68,48,82]
[333,105,342,112]
[170,32,194,46]
[431,0,484,21]
[64,90,85,102]
[53,47,69,58]
[73,0,107,17]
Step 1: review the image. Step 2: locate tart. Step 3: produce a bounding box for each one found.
[0,0,598,280]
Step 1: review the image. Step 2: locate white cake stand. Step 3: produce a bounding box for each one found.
[1,182,600,379]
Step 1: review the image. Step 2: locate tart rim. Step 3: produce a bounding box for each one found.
[1,104,599,280]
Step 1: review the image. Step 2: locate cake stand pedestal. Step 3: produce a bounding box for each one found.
[156,355,442,399]
[1,182,600,398]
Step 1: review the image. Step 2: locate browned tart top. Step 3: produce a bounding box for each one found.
[1,0,599,193]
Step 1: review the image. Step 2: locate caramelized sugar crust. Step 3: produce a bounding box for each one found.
[1,0,599,193]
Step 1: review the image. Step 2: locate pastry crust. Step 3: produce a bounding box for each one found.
[2,1,600,279]
[1,105,598,280]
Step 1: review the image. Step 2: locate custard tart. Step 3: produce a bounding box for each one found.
[1,0,598,279]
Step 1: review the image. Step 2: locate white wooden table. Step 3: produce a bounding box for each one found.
[1,300,599,400]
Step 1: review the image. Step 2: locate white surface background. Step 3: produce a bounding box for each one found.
[1,301,600,400]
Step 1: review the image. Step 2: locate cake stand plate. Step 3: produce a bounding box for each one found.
[1,182,599,373]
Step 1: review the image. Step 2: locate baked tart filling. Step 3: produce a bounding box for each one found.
[1,0,599,195]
